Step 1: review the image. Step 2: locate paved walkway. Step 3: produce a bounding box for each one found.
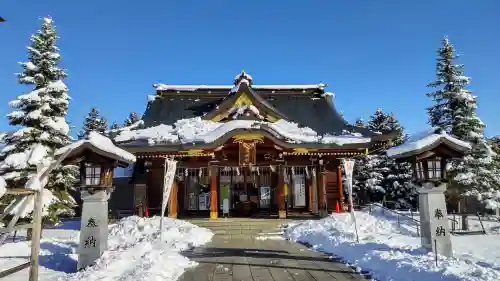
[179,235,365,281]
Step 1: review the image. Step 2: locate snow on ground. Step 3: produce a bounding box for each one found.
[0,216,213,281]
[284,208,500,281]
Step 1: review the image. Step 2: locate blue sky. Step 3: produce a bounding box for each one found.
[1,1,499,138]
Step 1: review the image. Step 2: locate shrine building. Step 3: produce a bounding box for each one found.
[111,71,394,219]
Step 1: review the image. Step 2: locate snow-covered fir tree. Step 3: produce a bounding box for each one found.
[123,112,140,127]
[78,107,108,139]
[110,121,119,131]
[427,37,471,135]
[350,109,414,207]
[427,37,500,207]
[107,121,120,139]
[490,136,500,154]
[0,17,76,223]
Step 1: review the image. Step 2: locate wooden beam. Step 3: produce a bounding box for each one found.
[5,188,35,195]
[416,150,436,161]
[0,262,31,279]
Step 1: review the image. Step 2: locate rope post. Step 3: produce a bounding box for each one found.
[29,189,43,281]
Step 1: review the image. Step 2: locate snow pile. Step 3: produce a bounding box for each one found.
[387,127,471,158]
[115,117,371,145]
[56,131,136,164]
[57,216,213,281]
[0,217,212,281]
[284,211,500,281]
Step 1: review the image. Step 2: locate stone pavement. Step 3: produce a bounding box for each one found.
[179,235,366,281]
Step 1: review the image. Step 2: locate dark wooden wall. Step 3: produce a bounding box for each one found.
[324,171,341,211]
[147,167,164,210]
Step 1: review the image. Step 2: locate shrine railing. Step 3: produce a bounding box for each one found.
[367,203,473,236]
[367,203,421,236]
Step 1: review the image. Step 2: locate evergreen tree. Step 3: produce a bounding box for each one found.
[354,109,414,207]
[427,37,500,204]
[0,17,76,223]
[427,38,471,135]
[123,112,140,127]
[108,121,120,139]
[110,121,119,131]
[78,107,108,139]
[490,136,500,154]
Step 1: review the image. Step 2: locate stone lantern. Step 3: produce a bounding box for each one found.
[56,132,136,270]
[387,128,471,257]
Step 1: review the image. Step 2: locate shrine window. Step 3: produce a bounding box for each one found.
[85,164,101,186]
[427,157,442,180]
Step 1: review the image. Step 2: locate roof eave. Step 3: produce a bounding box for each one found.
[116,128,377,153]
[388,138,471,161]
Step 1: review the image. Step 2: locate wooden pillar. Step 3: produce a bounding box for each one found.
[308,177,313,212]
[210,167,218,219]
[168,181,178,218]
[278,166,286,219]
[337,165,344,212]
[311,168,319,215]
[317,169,325,216]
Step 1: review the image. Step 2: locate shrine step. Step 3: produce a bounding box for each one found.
[212,228,280,235]
[186,218,288,236]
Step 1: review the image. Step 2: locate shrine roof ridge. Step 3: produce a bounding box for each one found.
[153,83,327,92]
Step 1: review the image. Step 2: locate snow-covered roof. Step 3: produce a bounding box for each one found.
[153,84,327,92]
[387,128,471,159]
[115,117,370,146]
[56,131,136,165]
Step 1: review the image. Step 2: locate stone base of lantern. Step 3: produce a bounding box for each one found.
[418,182,453,257]
[78,187,114,270]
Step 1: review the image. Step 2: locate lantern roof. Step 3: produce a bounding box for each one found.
[387,127,471,160]
[55,131,136,167]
